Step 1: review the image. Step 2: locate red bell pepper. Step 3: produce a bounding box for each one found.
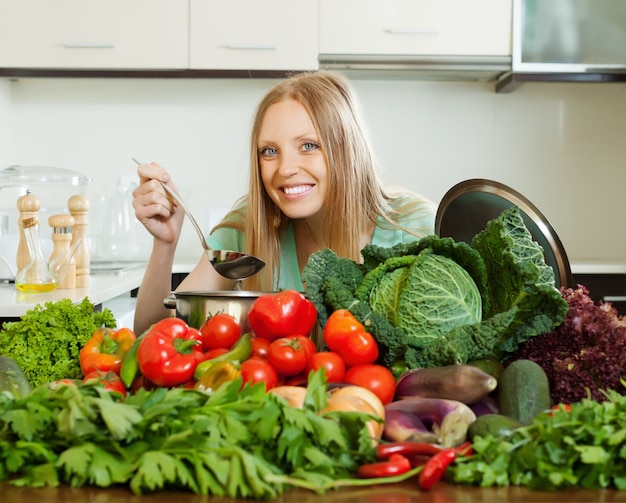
[248,290,317,341]
[79,327,137,376]
[137,318,205,387]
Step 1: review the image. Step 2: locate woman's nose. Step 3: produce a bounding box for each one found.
[277,152,299,177]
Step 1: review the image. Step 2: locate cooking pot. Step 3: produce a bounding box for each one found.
[163,290,269,331]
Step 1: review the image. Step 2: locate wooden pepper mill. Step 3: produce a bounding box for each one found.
[16,190,41,274]
[68,195,90,288]
[48,214,77,289]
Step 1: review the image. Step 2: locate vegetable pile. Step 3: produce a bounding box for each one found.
[303,206,569,370]
[507,285,626,404]
[0,298,116,386]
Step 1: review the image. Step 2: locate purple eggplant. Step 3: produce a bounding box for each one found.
[385,396,476,448]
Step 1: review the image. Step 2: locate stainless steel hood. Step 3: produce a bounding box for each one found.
[319,54,512,82]
[496,0,626,92]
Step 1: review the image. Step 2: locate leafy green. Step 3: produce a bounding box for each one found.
[0,370,383,498]
[0,298,117,387]
[451,389,626,490]
[303,206,568,368]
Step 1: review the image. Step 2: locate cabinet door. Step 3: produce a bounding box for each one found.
[0,0,188,69]
[190,0,319,71]
[320,0,511,56]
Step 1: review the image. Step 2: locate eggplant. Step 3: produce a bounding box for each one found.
[394,364,497,404]
[385,397,476,448]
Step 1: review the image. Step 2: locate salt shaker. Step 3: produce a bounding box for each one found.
[49,213,77,289]
[16,190,41,273]
[68,195,90,288]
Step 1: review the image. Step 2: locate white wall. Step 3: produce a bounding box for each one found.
[2,76,626,265]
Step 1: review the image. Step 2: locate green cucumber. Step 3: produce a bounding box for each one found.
[468,413,523,440]
[0,356,32,398]
[497,359,552,424]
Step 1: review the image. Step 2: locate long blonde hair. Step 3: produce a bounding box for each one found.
[221,71,432,291]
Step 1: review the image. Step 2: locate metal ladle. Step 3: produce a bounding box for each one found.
[132,159,265,281]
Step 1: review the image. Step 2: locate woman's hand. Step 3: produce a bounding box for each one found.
[132,161,185,245]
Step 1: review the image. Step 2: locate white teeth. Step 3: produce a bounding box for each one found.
[284,186,310,195]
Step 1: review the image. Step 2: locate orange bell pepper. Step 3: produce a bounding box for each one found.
[79,327,137,376]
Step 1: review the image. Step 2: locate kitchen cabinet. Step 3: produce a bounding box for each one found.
[189,0,319,71]
[0,0,188,69]
[319,0,512,57]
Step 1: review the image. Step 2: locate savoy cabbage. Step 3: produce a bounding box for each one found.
[302,206,569,369]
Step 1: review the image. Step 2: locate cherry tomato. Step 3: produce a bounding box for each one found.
[344,364,396,405]
[200,313,242,351]
[306,351,346,383]
[250,336,271,359]
[240,357,279,390]
[267,336,309,377]
[293,334,317,358]
[83,370,127,398]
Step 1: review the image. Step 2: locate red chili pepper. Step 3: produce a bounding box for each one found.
[453,441,473,457]
[418,448,457,490]
[357,454,412,479]
[248,290,317,341]
[376,441,444,459]
[137,318,205,387]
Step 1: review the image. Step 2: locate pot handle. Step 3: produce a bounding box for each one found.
[163,293,176,309]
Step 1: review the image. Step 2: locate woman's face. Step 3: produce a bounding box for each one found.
[258,98,328,221]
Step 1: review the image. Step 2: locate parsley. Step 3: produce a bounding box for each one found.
[451,388,626,490]
[0,371,385,498]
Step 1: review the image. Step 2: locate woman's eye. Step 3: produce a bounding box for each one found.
[260,147,277,156]
[302,141,319,152]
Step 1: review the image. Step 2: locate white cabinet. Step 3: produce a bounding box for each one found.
[189,0,319,71]
[320,0,512,57]
[0,0,188,69]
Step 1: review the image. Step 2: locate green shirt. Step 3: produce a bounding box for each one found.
[207,195,435,291]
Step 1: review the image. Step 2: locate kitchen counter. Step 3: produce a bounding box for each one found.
[0,267,146,320]
[3,481,626,502]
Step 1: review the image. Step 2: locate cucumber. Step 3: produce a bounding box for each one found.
[497,359,551,424]
[468,413,523,440]
[0,356,32,398]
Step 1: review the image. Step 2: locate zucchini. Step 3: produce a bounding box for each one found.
[497,359,551,424]
[468,413,523,440]
[0,355,32,398]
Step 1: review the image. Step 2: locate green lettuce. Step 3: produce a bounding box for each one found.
[302,206,569,369]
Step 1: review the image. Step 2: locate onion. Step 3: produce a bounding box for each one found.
[321,394,384,441]
[269,385,307,408]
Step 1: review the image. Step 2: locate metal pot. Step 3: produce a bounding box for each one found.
[163,290,268,330]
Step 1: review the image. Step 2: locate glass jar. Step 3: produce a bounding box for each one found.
[15,217,58,293]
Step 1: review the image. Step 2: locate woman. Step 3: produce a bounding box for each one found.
[132,71,436,334]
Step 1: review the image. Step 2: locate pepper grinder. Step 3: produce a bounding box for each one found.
[48,214,77,289]
[16,190,41,274]
[68,194,90,288]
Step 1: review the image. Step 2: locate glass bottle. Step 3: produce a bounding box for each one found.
[15,216,58,293]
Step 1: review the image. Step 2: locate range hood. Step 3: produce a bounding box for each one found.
[496,0,626,92]
[319,54,512,82]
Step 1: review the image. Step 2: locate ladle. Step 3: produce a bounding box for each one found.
[132,159,265,281]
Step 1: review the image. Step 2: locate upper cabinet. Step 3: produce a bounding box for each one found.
[189,0,319,71]
[0,0,188,69]
[320,0,512,57]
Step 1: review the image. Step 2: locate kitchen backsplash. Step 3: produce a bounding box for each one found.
[1,76,625,265]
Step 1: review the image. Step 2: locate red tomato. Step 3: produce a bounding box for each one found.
[323,310,378,367]
[306,351,346,383]
[200,313,242,351]
[267,336,309,377]
[344,364,396,405]
[293,334,317,359]
[202,347,229,360]
[240,357,279,390]
[250,336,271,359]
[83,370,127,398]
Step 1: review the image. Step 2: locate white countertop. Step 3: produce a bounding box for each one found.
[0,268,146,319]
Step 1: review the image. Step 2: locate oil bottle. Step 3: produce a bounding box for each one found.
[15,216,58,293]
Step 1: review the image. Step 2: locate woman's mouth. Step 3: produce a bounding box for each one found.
[282,185,313,196]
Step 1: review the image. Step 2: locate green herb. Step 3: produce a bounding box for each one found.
[0,298,116,387]
[0,371,396,498]
[303,206,568,369]
[451,389,626,490]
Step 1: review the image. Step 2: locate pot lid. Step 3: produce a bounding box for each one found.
[435,178,572,289]
[0,165,91,187]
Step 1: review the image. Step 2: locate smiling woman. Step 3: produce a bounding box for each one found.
[131,71,436,335]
